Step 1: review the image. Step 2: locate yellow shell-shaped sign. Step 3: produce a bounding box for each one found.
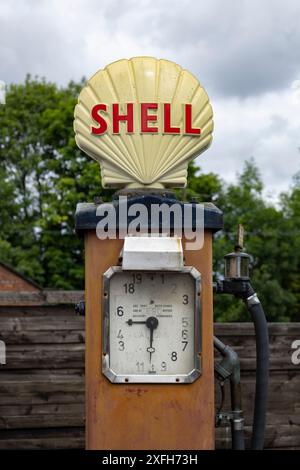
[74,57,213,188]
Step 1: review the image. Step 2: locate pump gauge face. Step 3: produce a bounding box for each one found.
[102,267,201,384]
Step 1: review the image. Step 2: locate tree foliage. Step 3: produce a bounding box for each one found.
[0,77,299,320]
[0,76,112,288]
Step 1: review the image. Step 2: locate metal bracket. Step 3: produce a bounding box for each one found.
[216,410,244,429]
[246,293,261,307]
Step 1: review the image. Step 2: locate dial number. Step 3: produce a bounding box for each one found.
[171,351,178,361]
[132,273,142,284]
[136,361,144,372]
[117,306,124,316]
[123,283,135,294]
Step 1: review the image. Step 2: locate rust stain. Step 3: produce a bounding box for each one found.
[125,387,149,397]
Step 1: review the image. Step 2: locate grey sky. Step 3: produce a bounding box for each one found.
[1,0,300,199]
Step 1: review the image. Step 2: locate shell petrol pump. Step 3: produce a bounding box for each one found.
[74,57,269,450]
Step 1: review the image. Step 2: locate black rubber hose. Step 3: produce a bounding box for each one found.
[214,281,269,449]
[246,299,269,450]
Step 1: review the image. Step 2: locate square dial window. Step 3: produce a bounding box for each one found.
[102,267,201,384]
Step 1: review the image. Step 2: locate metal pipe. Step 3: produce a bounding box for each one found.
[214,336,245,450]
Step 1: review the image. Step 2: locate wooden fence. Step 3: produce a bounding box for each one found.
[0,294,299,450]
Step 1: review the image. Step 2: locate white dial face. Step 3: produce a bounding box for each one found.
[103,269,201,383]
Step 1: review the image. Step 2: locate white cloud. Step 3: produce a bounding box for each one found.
[199,84,300,200]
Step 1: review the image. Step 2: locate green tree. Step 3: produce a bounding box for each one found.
[213,160,298,321]
[279,173,300,321]
[0,76,111,288]
[178,161,222,202]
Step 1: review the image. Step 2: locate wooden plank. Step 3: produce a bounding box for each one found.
[45,291,84,305]
[0,290,84,306]
[216,424,300,449]
[0,413,84,429]
[0,291,46,306]
[0,317,84,330]
[216,334,299,351]
[1,344,84,369]
[0,370,85,411]
[0,436,84,450]
[0,403,84,416]
[0,330,85,344]
[0,306,78,317]
[217,355,298,370]
[239,357,299,371]
[0,428,85,450]
[0,375,84,393]
[0,392,85,406]
[0,427,84,438]
[215,322,300,336]
[0,368,84,377]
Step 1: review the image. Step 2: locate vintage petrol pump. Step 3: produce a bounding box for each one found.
[74,57,269,450]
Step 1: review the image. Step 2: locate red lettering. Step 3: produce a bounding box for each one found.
[91,104,108,135]
[163,104,180,134]
[112,103,134,133]
[90,102,202,136]
[141,103,158,133]
[184,104,201,135]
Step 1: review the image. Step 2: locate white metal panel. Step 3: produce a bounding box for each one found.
[122,235,184,271]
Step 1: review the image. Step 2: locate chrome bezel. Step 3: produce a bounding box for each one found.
[102,266,201,384]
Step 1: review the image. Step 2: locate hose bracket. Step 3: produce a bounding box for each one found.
[246,293,261,307]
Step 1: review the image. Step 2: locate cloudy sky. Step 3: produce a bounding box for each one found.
[1,0,300,200]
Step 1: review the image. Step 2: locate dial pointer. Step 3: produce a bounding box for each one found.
[127,316,159,363]
[147,328,155,363]
[126,319,146,325]
[145,317,158,363]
